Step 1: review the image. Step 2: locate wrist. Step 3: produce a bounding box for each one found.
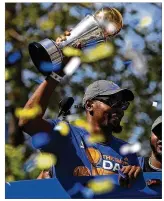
[45,75,60,84]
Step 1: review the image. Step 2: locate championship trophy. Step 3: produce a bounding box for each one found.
[28,7,123,76]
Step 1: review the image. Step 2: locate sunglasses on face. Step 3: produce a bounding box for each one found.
[92,94,130,110]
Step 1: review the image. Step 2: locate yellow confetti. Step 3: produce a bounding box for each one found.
[81,42,114,63]
[55,121,70,136]
[63,46,82,57]
[6,175,15,182]
[139,16,152,27]
[88,178,114,194]
[15,105,42,119]
[73,119,91,132]
[87,134,105,144]
[36,153,57,169]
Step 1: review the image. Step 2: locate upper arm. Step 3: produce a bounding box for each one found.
[20,118,53,136]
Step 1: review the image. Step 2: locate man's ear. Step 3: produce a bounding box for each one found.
[85,100,94,114]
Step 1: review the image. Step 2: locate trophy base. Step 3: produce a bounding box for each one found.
[29,39,63,76]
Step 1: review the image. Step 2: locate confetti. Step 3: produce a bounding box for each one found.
[15,105,42,119]
[130,142,141,153]
[63,57,81,76]
[87,178,114,194]
[40,61,62,73]
[6,182,11,186]
[32,132,50,148]
[139,16,152,28]
[55,121,70,136]
[152,101,158,107]
[63,46,82,57]
[82,42,114,63]
[24,153,38,172]
[36,153,57,169]
[6,175,15,182]
[119,144,131,155]
[73,119,91,132]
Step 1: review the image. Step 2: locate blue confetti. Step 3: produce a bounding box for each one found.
[24,154,37,172]
[7,51,22,64]
[32,132,50,149]
[40,61,62,73]
[124,60,132,66]
[33,78,44,84]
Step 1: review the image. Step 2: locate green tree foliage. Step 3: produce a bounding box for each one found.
[5,3,162,180]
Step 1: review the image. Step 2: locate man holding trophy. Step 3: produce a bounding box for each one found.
[19,7,141,187]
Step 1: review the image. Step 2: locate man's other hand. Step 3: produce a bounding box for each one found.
[119,165,142,188]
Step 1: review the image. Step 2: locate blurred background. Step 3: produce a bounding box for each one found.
[5,3,162,181]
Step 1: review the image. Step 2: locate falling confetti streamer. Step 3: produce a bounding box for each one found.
[139,16,152,28]
[130,142,141,153]
[55,121,70,136]
[15,105,42,119]
[87,178,114,194]
[32,132,50,148]
[36,153,57,169]
[63,57,81,76]
[152,101,158,107]
[119,144,131,155]
[63,46,82,57]
[82,42,114,63]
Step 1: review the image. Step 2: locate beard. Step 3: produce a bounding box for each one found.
[150,142,162,162]
[100,109,123,134]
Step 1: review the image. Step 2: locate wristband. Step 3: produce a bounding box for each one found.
[49,72,63,82]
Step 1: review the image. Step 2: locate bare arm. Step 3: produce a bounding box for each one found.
[19,31,72,136]
[18,76,59,135]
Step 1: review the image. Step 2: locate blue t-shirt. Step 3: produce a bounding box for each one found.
[40,119,139,178]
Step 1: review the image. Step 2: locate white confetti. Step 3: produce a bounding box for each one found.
[63,57,81,76]
[130,142,141,153]
[119,144,131,155]
[152,101,158,107]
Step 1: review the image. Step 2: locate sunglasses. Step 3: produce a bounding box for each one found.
[92,94,130,110]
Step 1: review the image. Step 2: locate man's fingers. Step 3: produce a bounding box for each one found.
[134,167,141,178]
[128,166,136,179]
[120,166,126,172]
[122,166,132,174]
[64,30,71,36]
[56,37,62,43]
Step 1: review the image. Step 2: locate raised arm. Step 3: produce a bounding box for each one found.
[19,31,72,136]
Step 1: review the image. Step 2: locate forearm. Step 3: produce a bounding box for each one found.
[19,76,59,127]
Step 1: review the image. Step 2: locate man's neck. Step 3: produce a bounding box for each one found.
[150,152,162,169]
[88,119,112,144]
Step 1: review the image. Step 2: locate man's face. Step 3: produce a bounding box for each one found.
[90,92,128,133]
[150,130,162,160]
